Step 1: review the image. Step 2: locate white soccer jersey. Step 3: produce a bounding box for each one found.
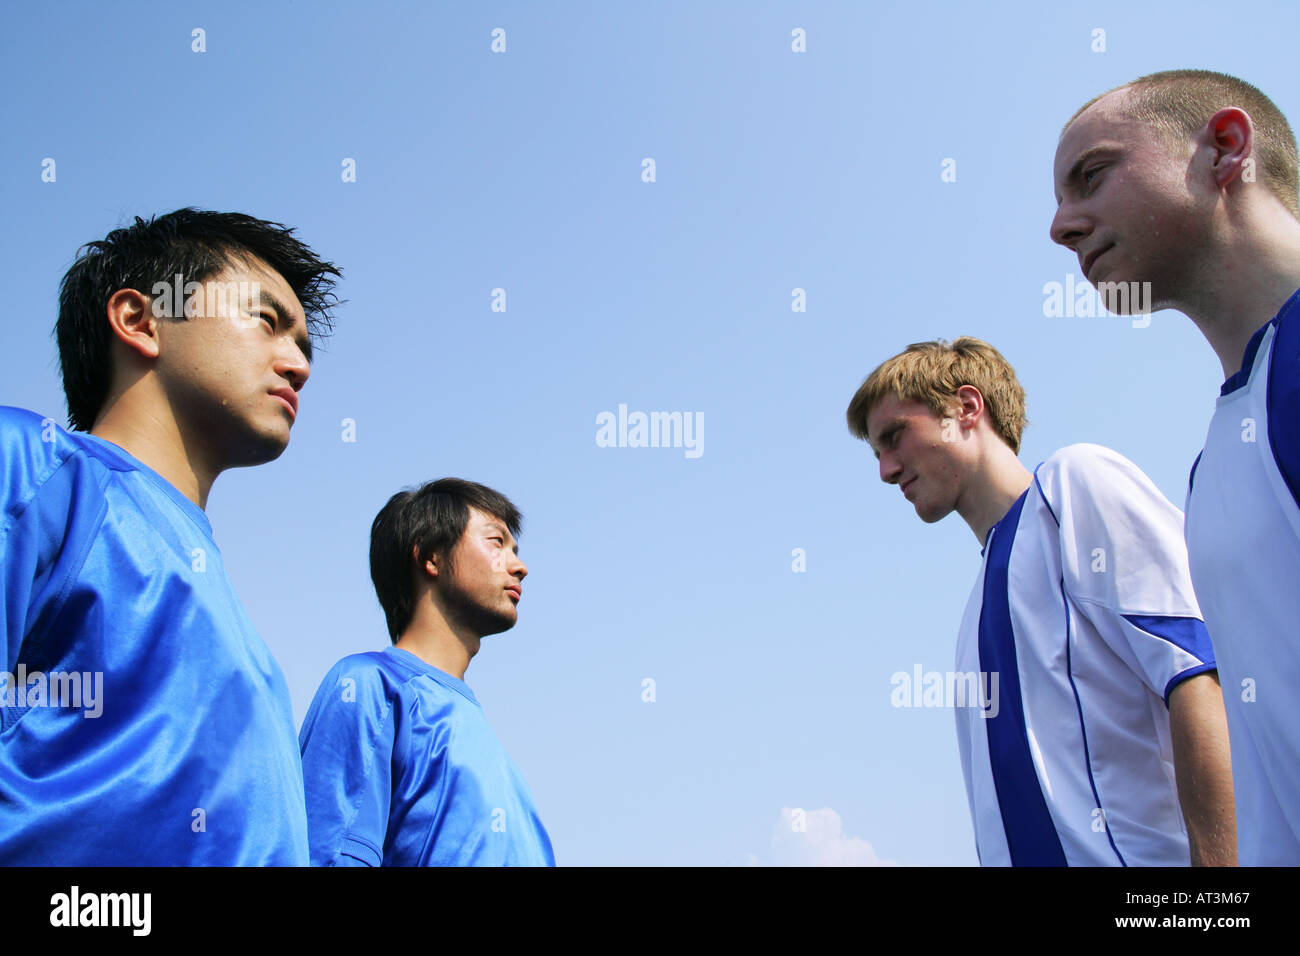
[955,444,1216,866]
[1185,289,1300,866]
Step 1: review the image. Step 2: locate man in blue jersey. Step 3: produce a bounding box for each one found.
[0,209,340,864]
[300,478,555,866]
[847,338,1236,866]
[1051,70,1300,866]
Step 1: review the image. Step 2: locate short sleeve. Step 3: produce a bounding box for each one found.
[299,659,398,867]
[0,409,100,687]
[1035,444,1216,703]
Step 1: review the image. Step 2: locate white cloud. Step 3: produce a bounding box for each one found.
[750,807,898,867]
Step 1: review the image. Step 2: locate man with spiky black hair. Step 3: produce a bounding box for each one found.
[0,208,341,864]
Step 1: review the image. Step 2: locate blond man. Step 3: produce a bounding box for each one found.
[847,337,1235,866]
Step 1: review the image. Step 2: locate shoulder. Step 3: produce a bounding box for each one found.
[320,650,402,693]
[315,649,442,708]
[1038,442,1136,481]
[1036,443,1157,502]
[0,407,106,525]
[302,651,412,748]
[0,406,71,479]
[1033,443,1177,529]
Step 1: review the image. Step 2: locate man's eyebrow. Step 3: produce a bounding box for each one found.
[1058,145,1119,199]
[868,421,901,459]
[256,289,312,362]
[485,521,519,554]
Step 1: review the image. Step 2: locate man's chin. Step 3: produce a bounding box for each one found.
[476,607,519,638]
[915,502,953,524]
[1090,274,1162,316]
[227,428,291,468]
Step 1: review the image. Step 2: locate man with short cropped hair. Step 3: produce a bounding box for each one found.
[0,208,341,864]
[299,478,555,866]
[1051,69,1300,865]
[847,337,1235,866]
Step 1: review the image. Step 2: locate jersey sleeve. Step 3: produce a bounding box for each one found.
[1036,444,1216,704]
[299,658,398,867]
[0,409,92,688]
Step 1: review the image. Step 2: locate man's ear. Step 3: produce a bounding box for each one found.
[414,544,439,579]
[105,288,162,360]
[954,384,986,430]
[1204,107,1255,190]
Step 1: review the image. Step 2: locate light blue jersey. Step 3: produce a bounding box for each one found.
[300,646,555,866]
[0,407,309,865]
[1186,287,1300,866]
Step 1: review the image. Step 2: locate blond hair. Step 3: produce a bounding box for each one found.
[846,337,1028,453]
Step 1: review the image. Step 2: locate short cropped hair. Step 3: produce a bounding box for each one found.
[1065,69,1300,219]
[846,337,1028,454]
[369,478,523,643]
[56,207,343,431]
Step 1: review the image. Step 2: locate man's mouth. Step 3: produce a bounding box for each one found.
[270,387,299,420]
[1082,244,1113,281]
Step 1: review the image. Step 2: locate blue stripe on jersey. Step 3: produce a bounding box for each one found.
[1220,319,1270,396]
[1122,614,1216,662]
[978,489,1068,866]
[1267,288,1300,512]
[1188,451,1203,496]
[1121,614,1217,705]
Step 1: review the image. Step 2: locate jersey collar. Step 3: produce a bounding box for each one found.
[1221,285,1300,396]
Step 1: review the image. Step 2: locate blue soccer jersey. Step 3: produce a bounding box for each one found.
[956,444,1216,866]
[0,407,308,864]
[1185,287,1300,866]
[300,646,555,866]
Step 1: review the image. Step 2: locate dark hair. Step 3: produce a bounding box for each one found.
[56,207,343,430]
[370,478,523,642]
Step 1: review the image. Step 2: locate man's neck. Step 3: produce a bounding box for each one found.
[395,616,481,682]
[959,449,1034,548]
[1177,212,1300,379]
[91,393,217,509]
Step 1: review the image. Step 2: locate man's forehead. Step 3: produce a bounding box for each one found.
[866,394,924,441]
[1056,90,1154,155]
[469,507,512,535]
[215,253,305,318]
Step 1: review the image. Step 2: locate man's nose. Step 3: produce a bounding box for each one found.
[1050,202,1089,248]
[879,453,901,485]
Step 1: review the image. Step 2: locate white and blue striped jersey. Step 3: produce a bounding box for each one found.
[956,444,1216,866]
[1185,287,1300,866]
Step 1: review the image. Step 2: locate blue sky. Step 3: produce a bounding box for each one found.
[2,0,1297,866]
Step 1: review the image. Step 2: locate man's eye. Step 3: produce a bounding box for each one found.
[1084,166,1103,187]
